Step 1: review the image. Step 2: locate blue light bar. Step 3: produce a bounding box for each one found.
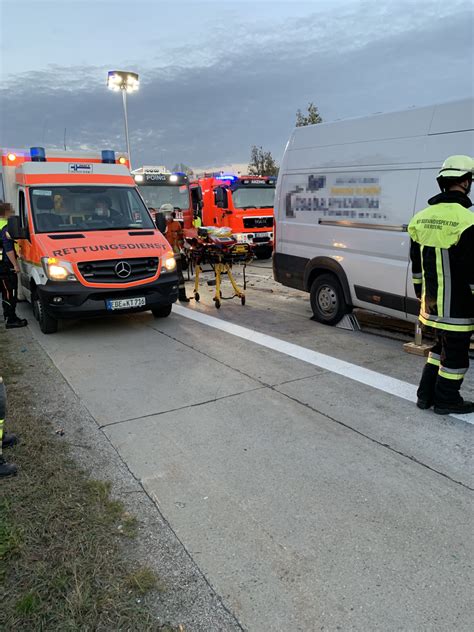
[215,173,238,182]
[30,147,46,162]
[101,150,116,164]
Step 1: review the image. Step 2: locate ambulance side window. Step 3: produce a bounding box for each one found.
[19,190,27,228]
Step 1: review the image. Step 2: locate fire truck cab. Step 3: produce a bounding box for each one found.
[191,174,275,259]
[132,166,195,231]
[0,147,178,333]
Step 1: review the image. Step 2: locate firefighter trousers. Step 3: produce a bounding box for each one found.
[417,330,471,406]
[0,269,18,322]
[175,252,187,299]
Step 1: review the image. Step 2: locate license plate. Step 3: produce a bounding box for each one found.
[106,297,146,311]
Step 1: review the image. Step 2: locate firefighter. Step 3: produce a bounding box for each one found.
[192,211,202,229]
[0,203,27,329]
[408,155,474,415]
[0,378,18,478]
[165,209,190,302]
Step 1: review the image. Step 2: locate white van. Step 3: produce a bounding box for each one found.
[273,99,474,325]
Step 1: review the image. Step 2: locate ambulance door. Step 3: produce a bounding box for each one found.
[17,188,34,301]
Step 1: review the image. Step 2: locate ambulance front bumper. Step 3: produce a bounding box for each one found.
[37,273,179,318]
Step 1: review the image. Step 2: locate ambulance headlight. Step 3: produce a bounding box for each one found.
[42,257,77,281]
[162,255,176,272]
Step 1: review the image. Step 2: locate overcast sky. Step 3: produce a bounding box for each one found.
[0,0,472,170]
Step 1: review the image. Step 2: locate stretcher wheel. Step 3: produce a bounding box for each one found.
[241,295,246,306]
[214,298,221,309]
[194,292,200,302]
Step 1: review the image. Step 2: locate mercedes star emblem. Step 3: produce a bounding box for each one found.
[115,261,132,279]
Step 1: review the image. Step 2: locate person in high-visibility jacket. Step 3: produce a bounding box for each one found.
[0,203,27,329]
[408,155,474,415]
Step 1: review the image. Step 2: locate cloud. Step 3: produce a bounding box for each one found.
[1,0,472,169]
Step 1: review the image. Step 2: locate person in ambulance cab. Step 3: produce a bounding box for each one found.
[93,196,121,223]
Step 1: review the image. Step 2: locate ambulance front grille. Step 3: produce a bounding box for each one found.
[77,258,159,283]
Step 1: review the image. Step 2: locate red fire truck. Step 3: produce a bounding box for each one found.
[191,174,275,259]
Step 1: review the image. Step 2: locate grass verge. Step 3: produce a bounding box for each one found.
[0,328,179,631]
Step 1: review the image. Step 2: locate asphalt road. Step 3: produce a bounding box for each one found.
[20,261,473,631]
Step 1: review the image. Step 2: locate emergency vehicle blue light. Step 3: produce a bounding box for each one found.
[216,173,237,182]
[173,172,186,177]
[101,150,116,164]
[30,147,46,162]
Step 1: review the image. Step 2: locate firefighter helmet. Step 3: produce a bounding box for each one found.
[437,155,474,180]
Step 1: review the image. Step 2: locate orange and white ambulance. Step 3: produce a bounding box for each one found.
[0,147,178,333]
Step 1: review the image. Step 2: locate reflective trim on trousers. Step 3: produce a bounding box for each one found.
[439,365,468,379]
[427,352,440,367]
[419,313,474,333]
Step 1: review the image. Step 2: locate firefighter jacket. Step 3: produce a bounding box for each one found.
[408,191,474,333]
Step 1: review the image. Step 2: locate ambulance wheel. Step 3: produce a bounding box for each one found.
[151,304,172,318]
[241,295,246,306]
[194,292,200,302]
[34,293,58,334]
[310,273,347,326]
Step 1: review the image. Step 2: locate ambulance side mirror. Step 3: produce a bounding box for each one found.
[7,216,29,240]
[215,187,228,209]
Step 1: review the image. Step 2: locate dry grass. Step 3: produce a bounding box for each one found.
[0,328,179,631]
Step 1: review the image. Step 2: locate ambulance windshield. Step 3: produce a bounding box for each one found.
[29,186,155,233]
[138,185,189,211]
[232,185,275,210]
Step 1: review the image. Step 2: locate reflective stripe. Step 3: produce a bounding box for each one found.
[439,369,466,381]
[439,366,468,376]
[412,272,422,280]
[441,249,451,319]
[435,248,444,318]
[419,313,474,332]
[470,284,474,294]
[420,245,426,315]
[413,277,422,285]
[427,352,441,367]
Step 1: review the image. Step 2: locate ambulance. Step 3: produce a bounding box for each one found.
[274,99,474,325]
[191,174,276,259]
[0,147,178,333]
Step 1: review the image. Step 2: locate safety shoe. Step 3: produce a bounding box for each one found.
[178,296,190,303]
[6,317,28,329]
[416,399,433,410]
[0,455,17,477]
[434,400,474,415]
[2,432,18,448]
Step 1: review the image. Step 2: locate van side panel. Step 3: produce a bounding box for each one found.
[274,99,474,322]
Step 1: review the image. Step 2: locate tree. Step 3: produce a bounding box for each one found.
[248,145,279,176]
[295,102,323,127]
[172,163,194,176]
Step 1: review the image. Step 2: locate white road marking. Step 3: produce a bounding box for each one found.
[173,305,474,425]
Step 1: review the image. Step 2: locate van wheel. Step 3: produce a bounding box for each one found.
[255,247,272,260]
[310,273,348,326]
[151,304,172,318]
[34,293,58,334]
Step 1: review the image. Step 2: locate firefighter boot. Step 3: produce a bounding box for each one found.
[0,455,17,477]
[434,400,474,415]
[178,291,190,303]
[416,363,438,409]
[2,432,18,448]
[6,316,28,329]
